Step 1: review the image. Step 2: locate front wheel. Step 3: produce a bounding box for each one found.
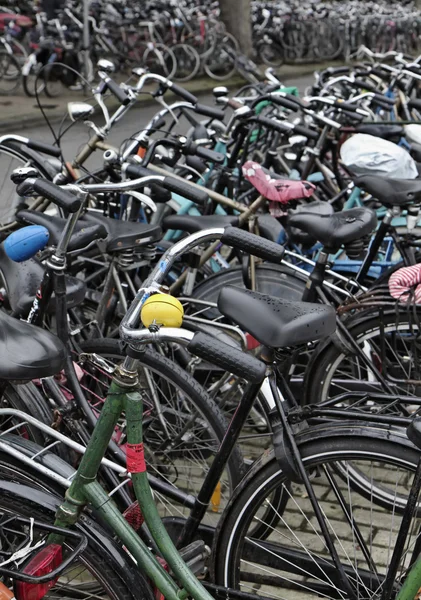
[0,51,20,94]
[214,423,421,600]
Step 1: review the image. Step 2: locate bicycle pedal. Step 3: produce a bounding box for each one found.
[177,540,210,577]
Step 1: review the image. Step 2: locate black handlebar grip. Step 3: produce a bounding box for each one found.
[271,95,301,111]
[334,99,362,112]
[195,103,225,120]
[195,145,225,164]
[125,164,171,201]
[27,139,61,157]
[106,77,130,106]
[169,82,197,105]
[352,78,378,93]
[32,179,81,213]
[254,115,290,134]
[187,332,266,383]
[325,66,350,76]
[373,93,395,106]
[292,124,319,140]
[125,164,153,179]
[162,176,209,205]
[221,227,285,262]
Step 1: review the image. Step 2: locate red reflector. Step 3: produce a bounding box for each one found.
[14,544,62,600]
[246,333,261,350]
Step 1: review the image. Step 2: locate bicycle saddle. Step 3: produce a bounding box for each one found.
[242,161,315,203]
[17,210,108,252]
[355,175,421,207]
[0,243,86,317]
[82,213,162,252]
[355,124,403,141]
[218,286,336,348]
[287,207,376,252]
[163,215,239,234]
[288,200,334,246]
[0,310,66,380]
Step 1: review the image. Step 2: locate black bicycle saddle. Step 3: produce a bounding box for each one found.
[355,175,421,207]
[0,311,66,380]
[218,286,336,348]
[288,207,376,252]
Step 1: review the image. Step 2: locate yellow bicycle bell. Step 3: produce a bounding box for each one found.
[141,294,184,328]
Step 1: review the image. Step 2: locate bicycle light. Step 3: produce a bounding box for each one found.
[141,294,184,328]
[14,544,62,600]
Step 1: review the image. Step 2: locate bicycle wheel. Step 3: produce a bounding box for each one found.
[142,43,176,79]
[214,422,421,600]
[44,62,64,97]
[76,338,244,524]
[172,44,200,82]
[0,486,153,600]
[0,141,55,226]
[0,51,20,94]
[304,309,421,408]
[22,57,45,97]
[203,34,237,80]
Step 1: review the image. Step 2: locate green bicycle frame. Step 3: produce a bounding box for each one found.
[49,361,214,600]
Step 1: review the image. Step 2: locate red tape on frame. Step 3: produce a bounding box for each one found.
[126,443,146,473]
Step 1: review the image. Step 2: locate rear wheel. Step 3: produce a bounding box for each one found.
[0,486,153,600]
[0,51,20,94]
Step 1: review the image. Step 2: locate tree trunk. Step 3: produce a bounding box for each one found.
[219,0,252,55]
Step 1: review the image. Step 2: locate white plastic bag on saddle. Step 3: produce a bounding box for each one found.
[340,133,418,179]
[404,124,421,145]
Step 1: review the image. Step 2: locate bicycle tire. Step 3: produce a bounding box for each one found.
[142,43,176,79]
[213,422,421,600]
[77,338,244,522]
[191,264,306,320]
[303,309,421,407]
[0,141,55,226]
[203,35,237,81]
[172,43,201,82]
[22,57,45,97]
[0,484,154,600]
[0,51,20,94]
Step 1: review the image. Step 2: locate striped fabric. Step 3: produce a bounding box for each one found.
[389,264,421,303]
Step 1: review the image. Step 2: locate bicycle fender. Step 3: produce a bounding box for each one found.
[0,480,152,599]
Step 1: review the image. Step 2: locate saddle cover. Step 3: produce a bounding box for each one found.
[242,161,315,208]
[389,264,421,303]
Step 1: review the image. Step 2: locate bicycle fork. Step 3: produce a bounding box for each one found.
[47,357,214,600]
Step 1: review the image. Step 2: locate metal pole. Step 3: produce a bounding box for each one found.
[83,0,90,93]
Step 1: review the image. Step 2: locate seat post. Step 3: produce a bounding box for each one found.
[356,209,394,284]
[301,250,330,303]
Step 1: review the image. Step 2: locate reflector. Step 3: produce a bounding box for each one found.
[14,544,62,600]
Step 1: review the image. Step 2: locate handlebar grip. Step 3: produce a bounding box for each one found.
[325,66,350,76]
[30,180,81,213]
[334,99,362,112]
[27,139,61,157]
[187,332,266,383]
[162,176,209,205]
[271,95,301,111]
[373,93,395,106]
[195,103,225,120]
[106,77,130,106]
[254,115,291,134]
[195,145,225,164]
[221,227,285,262]
[125,164,153,179]
[292,124,319,140]
[352,78,378,93]
[168,82,197,105]
[125,164,171,201]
